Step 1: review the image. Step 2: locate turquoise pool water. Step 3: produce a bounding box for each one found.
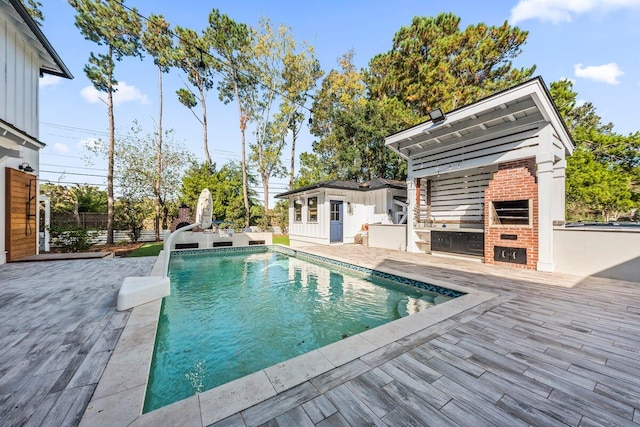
[143,248,462,412]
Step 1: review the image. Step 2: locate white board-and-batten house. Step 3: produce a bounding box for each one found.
[275,178,408,248]
[1,0,72,264]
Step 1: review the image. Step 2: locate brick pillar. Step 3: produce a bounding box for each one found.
[484,158,539,269]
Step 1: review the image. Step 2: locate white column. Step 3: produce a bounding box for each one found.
[406,176,418,252]
[537,150,555,271]
[552,159,567,225]
[41,195,51,252]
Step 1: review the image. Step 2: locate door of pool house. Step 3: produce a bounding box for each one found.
[329,200,343,243]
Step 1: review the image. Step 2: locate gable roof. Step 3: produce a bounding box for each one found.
[275,178,406,198]
[385,76,574,160]
[3,0,73,79]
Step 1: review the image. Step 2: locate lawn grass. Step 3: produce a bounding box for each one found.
[126,242,163,257]
[272,234,290,246]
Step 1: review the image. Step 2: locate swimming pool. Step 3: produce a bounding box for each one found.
[143,246,464,412]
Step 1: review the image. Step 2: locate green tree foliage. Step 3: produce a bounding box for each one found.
[69,0,142,244]
[75,185,108,212]
[142,14,175,240]
[549,79,607,133]
[207,8,254,227]
[566,146,633,221]
[294,152,330,188]
[174,26,216,166]
[20,0,43,25]
[179,162,259,229]
[367,13,535,116]
[114,123,193,236]
[278,39,322,189]
[550,79,640,221]
[308,52,412,182]
[246,19,291,210]
[40,184,107,214]
[114,198,152,242]
[271,199,289,233]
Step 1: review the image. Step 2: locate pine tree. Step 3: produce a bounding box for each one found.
[69,0,142,244]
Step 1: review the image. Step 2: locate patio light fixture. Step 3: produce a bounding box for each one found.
[428,108,445,124]
[18,162,34,173]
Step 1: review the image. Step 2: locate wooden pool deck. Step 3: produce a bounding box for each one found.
[1,245,639,426]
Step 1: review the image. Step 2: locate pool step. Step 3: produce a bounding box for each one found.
[117,276,170,311]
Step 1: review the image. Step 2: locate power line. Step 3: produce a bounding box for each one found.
[39,180,108,187]
[41,163,108,171]
[40,170,107,178]
[40,153,87,159]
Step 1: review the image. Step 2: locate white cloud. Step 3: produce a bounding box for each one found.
[39,75,61,88]
[510,0,640,24]
[53,143,69,153]
[574,62,624,84]
[80,81,150,106]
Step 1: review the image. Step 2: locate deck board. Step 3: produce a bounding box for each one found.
[0,258,154,426]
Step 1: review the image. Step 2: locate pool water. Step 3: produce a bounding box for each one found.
[143,249,457,412]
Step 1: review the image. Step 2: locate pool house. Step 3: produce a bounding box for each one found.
[385,77,574,271]
[276,178,407,248]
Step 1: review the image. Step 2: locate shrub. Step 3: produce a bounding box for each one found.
[49,224,95,252]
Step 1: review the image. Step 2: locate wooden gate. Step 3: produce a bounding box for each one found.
[5,168,37,261]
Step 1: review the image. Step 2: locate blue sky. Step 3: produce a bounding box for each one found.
[37,0,640,201]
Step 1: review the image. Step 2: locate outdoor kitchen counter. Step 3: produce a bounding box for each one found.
[421,226,484,233]
[427,228,485,257]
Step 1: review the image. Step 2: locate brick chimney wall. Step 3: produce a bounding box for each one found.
[484,158,539,269]
[170,205,192,232]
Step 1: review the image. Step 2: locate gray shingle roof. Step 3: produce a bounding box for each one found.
[275,178,406,198]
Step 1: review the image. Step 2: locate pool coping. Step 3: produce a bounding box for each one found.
[80,245,496,426]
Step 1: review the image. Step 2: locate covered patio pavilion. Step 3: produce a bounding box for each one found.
[385,77,574,272]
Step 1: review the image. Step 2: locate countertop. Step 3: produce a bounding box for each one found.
[415,226,485,233]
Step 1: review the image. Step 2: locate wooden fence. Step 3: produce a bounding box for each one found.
[51,212,109,230]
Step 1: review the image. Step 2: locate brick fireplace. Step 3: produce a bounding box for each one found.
[484,158,539,269]
[170,204,192,232]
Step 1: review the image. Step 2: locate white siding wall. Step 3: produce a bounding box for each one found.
[289,192,329,246]
[287,188,405,246]
[0,12,40,137]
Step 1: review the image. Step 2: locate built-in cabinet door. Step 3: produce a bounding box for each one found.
[329,201,343,243]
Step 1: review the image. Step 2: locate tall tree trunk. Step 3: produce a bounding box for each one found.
[262,174,269,210]
[289,130,297,190]
[200,85,212,167]
[241,125,250,228]
[233,79,250,229]
[154,66,163,241]
[162,204,169,231]
[73,199,80,226]
[106,46,115,245]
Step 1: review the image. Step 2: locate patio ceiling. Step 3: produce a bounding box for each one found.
[385,77,574,161]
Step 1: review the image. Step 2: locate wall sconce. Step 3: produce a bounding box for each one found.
[19,162,35,173]
[347,202,353,214]
[427,108,446,124]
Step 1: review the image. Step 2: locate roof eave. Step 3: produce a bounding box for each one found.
[8,0,73,80]
[385,76,575,157]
